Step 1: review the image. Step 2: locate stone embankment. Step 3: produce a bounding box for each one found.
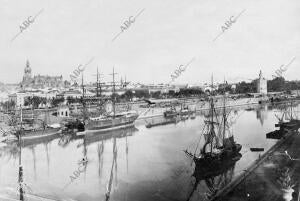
[210,131,298,201]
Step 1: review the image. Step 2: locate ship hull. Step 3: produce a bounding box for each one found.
[163,112,178,118]
[146,118,177,128]
[266,129,287,139]
[275,119,300,131]
[193,153,242,180]
[187,144,242,167]
[21,128,62,140]
[195,151,242,169]
[77,113,138,136]
[77,122,135,135]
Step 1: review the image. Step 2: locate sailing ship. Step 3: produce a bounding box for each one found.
[185,78,242,166]
[179,99,192,116]
[77,68,139,136]
[179,102,190,121]
[21,125,61,140]
[13,107,46,201]
[275,101,300,131]
[186,153,241,201]
[163,106,178,118]
[17,107,61,141]
[267,101,300,139]
[3,106,61,143]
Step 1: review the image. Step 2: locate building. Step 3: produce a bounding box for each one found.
[8,89,61,108]
[202,83,218,93]
[21,60,64,89]
[257,70,267,94]
[8,92,27,108]
[57,105,70,117]
[57,89,96,99]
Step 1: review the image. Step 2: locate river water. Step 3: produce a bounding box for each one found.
[0,102,299,201]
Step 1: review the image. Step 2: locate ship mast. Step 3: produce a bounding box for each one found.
[96,67,99,97]
[19,105,24,200]
[110,67,117,118]
[81,73,87,120]
[95,67,103,97]
[201,74,217,155]
[210,75,214,153]
[290,101,293,120]
[222,78,226,145]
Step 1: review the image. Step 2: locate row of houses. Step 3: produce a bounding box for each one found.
[6,70,269,108]
[6,84,189,108]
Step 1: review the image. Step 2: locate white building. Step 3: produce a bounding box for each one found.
[8,92,27,107]
[257,70,267,94]
[57,105,70,117]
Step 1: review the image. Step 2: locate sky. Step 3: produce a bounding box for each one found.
[0,0,299,85]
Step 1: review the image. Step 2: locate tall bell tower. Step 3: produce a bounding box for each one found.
[22,60,32,86]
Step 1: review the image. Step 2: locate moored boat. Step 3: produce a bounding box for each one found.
[21,126,61,140]
[185,78,242,166]
[145,117,177,128]
[11,107,62,141]
[163,106,178,118]
[76,68,139,136]
[274,101,300,131]
[78,111,138,135]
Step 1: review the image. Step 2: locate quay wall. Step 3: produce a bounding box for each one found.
[210,131,296,201]
[136,98,261,119]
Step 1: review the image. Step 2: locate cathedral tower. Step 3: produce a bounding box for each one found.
[22,60,32,86]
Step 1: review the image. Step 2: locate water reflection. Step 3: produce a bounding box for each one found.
[270,101,300,122]
[187,153,241,201]
[105,137,118,201]
[97,141,104,180]
[59,127,138,148]
[256,104,268,126]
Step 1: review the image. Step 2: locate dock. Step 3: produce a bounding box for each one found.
[210,130,298,201]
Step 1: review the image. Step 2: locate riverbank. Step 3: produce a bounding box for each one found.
[1,97,298,122]
[213,131,300,201]
[137,98,300,119]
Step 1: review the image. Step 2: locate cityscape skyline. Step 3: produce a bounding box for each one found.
[1,58,298,86]
[0,1,300,200]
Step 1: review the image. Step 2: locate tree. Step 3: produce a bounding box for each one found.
[51,97,65,107]
[217,83,233,94]
[134,90,150,98]
[168,90,176,97]
[0,100,16,111]
[267,77,285,92]
[67,96,76,104]
[111,93,121,103]
[41,97,47,105]
[24,96,46,109]
[121,90,134,101]
[151,91,161,99]
[235,80,257,94]
[175,88,204,97]
[24,97,32,107]
[32,96,42,109]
